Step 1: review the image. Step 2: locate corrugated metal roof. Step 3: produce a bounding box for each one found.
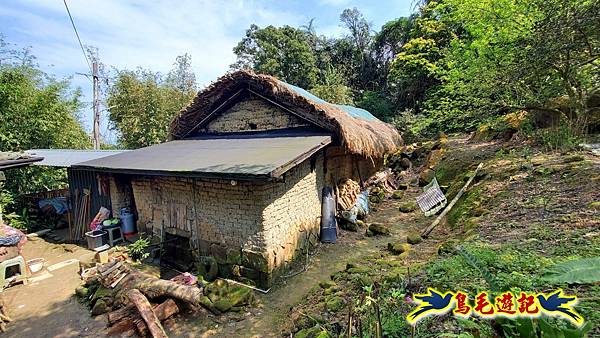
[0,153,43,170]
[26,149,128,168]
[73,133,331,179]
[279,81,378,121]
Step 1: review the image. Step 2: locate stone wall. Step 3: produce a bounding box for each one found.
[201,98,309,133]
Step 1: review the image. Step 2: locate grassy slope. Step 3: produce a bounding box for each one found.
[290,137,600,337]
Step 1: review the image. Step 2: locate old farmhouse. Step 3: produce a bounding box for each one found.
[70,71,402,287]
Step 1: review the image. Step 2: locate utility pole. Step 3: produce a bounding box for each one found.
[92,61,100,150]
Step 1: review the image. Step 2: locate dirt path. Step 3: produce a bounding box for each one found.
[2,235,106,338]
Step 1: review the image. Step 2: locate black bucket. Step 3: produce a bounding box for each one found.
[320,186,337,243]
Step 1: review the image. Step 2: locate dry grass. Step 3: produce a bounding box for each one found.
[169,70,402,158]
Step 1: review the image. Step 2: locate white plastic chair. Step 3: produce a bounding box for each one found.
[416,177,447,216]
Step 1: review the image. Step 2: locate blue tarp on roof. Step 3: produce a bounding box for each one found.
[279,81,378,121]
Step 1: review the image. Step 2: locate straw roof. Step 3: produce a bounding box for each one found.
[169,70,402,158]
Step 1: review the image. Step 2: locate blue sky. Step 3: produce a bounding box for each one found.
[1,0,413,139]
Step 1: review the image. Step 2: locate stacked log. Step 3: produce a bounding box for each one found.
[82,258,203,338]
[337,178,361,211]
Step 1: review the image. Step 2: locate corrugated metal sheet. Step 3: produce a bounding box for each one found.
[68,168,112,238]
[26,149,127,168]
[73,132,331,179]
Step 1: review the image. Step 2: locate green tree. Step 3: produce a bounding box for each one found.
[232,24,318,88]
[107,55,197,149]
[0,36,89,194]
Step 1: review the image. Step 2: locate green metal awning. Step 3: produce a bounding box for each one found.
[73,131,331,180]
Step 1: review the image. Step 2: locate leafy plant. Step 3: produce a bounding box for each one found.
[127,236,151,262]
[542,257,600,284]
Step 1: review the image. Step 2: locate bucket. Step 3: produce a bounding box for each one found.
[120,207,137,238]
[320,186,337,243]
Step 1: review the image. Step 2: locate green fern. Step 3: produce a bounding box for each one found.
[456,245,500,292]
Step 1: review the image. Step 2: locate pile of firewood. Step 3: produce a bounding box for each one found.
[81,258,204,338]
[336,178,361,211]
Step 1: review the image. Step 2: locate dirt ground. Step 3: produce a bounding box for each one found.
[2,231,107,338]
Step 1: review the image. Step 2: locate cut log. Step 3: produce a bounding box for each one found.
[126,289,168,338]
[134,299,179,337]
[107,304,136,325]
[108,299,179,337]
[115,271,203,307]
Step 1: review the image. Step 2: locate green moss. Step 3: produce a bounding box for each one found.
[398,201,417,213]
[387,242,411,255]
[407,232,422,244]
[325,296,345,312]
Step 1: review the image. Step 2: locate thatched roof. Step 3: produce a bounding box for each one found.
[169,70,402,158]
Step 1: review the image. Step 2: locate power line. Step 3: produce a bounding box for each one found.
[62,0,91,72]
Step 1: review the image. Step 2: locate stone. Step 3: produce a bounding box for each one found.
[387,242,411,255]
[325,296,345,312]
[400,157,411,169]
[91,286,113,302]
[75,286,89,298]
[339,221,358,232]
[355,220,366,228]
[295,325,329,338]
[352,274,373,287]
[241,250,270,273]
[399,202,418,213]
[392,190,404,200]
[406,233,422,244]
[319,280,336,289]
[397,182,409,190]
[419,169,436,186]
[213,299,234,312]
[91,299,108,316]
[438,239,460,255]
[346,266,370,274]
[368,223,390,235]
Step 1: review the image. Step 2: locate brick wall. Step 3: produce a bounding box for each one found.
[257,152,324,277]
[201,98,309,133]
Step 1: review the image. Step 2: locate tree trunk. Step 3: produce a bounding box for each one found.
[126,289,168,338]
[115,272,203,307]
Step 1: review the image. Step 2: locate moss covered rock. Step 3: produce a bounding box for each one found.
[75,286,89,298]
[295,325,330,338]
[368,223,390,235]
[91,299,108,316]
[213,299,234,312]
[325,296,345,312]
[319,280,336,289]
[388,242,411,255]
[438,239,460,255]
[399,201,418,213]
[392,190,404,199]
[406,233,422,244]
[419,168,436,186]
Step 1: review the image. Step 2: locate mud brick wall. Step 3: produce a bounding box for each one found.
[250,152,324,280]
[131,176,264,254]
[201,98,309,133]
[324,146,382,186]
[129,152,325,287]
[108,175,134,217]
